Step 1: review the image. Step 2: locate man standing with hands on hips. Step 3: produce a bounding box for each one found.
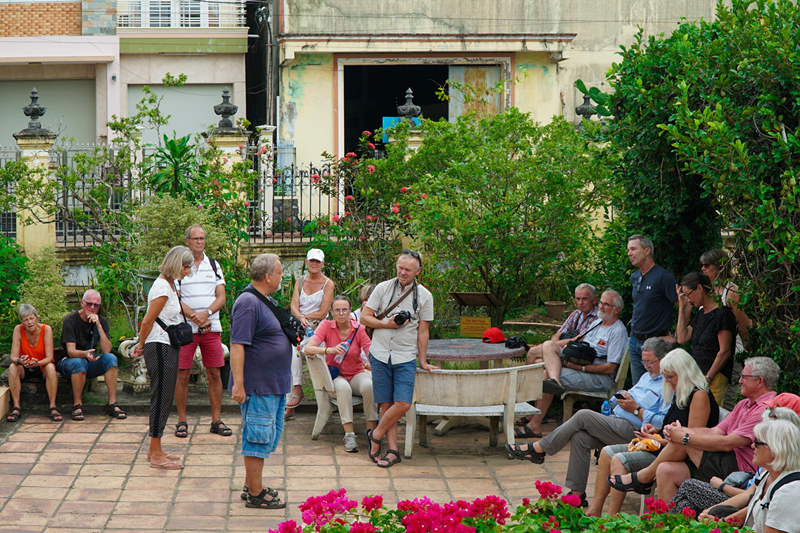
[626,234,678,385]
[360,249,435,468]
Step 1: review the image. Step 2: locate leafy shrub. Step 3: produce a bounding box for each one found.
[0,237,28,352]
[18,246,68,340]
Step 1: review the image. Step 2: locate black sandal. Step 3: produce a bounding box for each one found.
[210,420,232,437]
[377,449,402,468]
[365,429,383,464]
[514,426,543,439]
[175,421,189,438]
[48,407,63,422]
[241,485,277,500]
[106,403,127,420]
[515,416,532,427]
[607,472,654,495]
[6,407,21,423]
[71,405,85,421]
[505,443,546,464]
[246,488,286,509]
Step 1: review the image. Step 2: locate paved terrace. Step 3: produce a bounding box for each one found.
[0,409,640,532]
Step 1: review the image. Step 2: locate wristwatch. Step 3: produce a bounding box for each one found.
[633,407,641,417]
[206,308,214,315]
[682,433,690,445]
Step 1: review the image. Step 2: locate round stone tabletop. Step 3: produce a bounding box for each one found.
[427,338,525,361]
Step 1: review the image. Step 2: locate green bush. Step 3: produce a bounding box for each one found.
[18,246,68,340]
[0,237,28,352]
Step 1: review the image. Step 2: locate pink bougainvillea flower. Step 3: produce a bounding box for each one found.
[395,202,401,208]
[345,211,351,216]
[535,480,563,500]
[391,206,399,214]
[197,205,203,210]
[710,529,722,533]
[521,498,530,506]
[362,130,371,136]
[361,495,383,512]
[345,195,355,201]
[270,520,302,533]
[350,523,376,533]
[681,507,697,519]
[332,215,340,222]
[368,165,376,173]
[345,152,357,158]
[421,193,428,200]
[560,494,582,507]
[341,157,349,163]
[400,186,408,193]
[368,143,376,150]
[243,201,250,207]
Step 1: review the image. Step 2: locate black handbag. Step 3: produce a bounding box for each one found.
[242,287,306,346]
[561,321,602,366]
[156,290,193,348]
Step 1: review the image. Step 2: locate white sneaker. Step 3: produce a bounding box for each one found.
[343,433,358,453]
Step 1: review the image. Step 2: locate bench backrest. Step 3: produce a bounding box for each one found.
[609,346,631,396]
[412,363,544,408]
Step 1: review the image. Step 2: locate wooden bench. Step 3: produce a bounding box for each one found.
[403,363,544,458]
[560,346,630,423]
[305,352,364,440]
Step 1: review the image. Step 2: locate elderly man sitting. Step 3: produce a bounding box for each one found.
[515,290,629,439]
[505,337,672,508]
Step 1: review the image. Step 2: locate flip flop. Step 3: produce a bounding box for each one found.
[147,453,180,461]
[285,394,303,409]
[149,460,183,470]
[514,426,543,439]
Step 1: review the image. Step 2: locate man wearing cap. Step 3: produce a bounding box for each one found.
[516,290,628,439]
[627,235,678,385]
[361,250,435,468]
[608,356,780,503]
[174,224,230,438]
[287,248,334,420]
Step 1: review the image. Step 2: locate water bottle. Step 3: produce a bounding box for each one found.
[334,339,351,364]
[601,400,611,416]
[305,325,314,338]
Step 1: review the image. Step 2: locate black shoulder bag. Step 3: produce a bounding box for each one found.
[243,287,306,346]
[156,290,194,348]
[561,321,603,366]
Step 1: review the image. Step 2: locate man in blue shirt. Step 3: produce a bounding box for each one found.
[627,235,678,385]
[505,337,672,507]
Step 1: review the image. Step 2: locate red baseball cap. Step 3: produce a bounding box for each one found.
[482,327,506,344]
[765,393,800,418]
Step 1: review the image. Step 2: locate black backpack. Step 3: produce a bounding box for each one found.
[756,471,800,511]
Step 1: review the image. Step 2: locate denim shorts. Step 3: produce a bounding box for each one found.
[57,353,117,379]
[369,354,416,404]
[239,394,286,459]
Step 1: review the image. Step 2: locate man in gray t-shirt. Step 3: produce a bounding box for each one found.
[516,290,628,439]
[360,250,435,468]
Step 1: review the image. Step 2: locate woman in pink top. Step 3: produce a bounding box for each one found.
[304,295,377,453]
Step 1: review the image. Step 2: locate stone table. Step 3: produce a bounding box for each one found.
[427,338,525,370]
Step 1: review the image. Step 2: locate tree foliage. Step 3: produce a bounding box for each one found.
[18,246,68,340]
[581,0,800,386]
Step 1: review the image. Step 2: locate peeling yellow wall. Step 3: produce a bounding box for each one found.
[514,52,562,125]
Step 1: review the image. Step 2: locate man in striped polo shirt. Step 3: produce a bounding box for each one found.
[174,224,231,438]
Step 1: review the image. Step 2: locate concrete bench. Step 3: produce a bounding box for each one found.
[404,363,545,458]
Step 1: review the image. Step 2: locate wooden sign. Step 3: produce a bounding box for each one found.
[460,316,491,338]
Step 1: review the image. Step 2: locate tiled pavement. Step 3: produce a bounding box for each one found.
[0,411,639,532]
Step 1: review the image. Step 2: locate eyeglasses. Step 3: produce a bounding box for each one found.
[700,262,715,269]
[642,359,658,368]
[332,308,350,315]
[598,301,616,308]
[401,249,422,268]
[661,372,677,381]
[740,374,762,381]
[636,276,642,293]
[753,440,768,448]
[188,237,206,242]
[82,300,100,308]
[682,287,696,297]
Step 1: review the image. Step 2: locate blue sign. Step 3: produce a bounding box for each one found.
[382,117,420,143]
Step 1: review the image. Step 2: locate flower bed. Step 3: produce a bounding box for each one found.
[270,481,748,533]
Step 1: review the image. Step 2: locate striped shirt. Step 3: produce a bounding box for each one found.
[557,307,599,337]
[175,254,225,333]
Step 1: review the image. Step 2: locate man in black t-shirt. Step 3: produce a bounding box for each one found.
[59,290,126,421]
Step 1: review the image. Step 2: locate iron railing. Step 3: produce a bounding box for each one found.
[0,145,20,239]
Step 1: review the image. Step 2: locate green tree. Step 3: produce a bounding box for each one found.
[18,246,68,340]
[581,0,800,387]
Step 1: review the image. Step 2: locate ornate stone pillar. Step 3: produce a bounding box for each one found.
[13,88,57,254]
[208,88,249,170]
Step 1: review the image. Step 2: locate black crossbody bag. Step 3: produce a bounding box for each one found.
[155,290,194,348]
[561,321,603,366]
[242,287,306,346]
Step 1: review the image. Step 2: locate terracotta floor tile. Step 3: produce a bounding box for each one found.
[395,490,453,502]
[79,464,132,476]
[285,477,340,492]
[116,489,175,502]
[226,516,287,531]
[171,501,229,515]
[64,488,121,501]
[58,423,107,433]
[123,476,179,490]
[180,465,233,478]
[0,511,49,527]
[0,453,39,464]
[0,441,47,453]
[29,463,82,476]
[20,474,75,488]
[173,489,232,502]
[51,433,100,444]
[13,486,69,500]
[182,454,233,466]
[393,477,448,491]
[177,477,231,490]
[0,474,25,487]
[46,512,111,529]
[337,465,391,478]
[57,501,116,514]
[43,528,104,533]
[105,513,168,529]
[164,515,227,530]
[285,465,337,478]
[97,433,143,444]
[72,476,127,489]
[91,444,141,453]
[3,497,62,517]
[16,423,60,433]
[340,477,392,491]
[37,453,87,464]
[112,501,171,515]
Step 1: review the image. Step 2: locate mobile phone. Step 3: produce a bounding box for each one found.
[614,392,626,400]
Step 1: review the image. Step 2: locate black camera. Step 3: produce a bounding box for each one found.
[394,310,412,326]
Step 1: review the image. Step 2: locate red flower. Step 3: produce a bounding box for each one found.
[238,145,244,149]
[368,165,376,173]
[400,186,409,193]
[391,206,399,214]
[311,174,320,183]
[421,193,428,200]
[350,523,375,533]
[681,507,696,519]
[560,493,582,507]
[332,215,340,222]
[243,201,250,207]
[341,157,349,163]
[405,215,412,220]
[362,130,371,136]
[368,143,376,150]
[521,498,530,506]
[362,494,383,511]
[395,202,401,208]
[345,211,351,216]
[346,152,357,158]
[345,195,355,201]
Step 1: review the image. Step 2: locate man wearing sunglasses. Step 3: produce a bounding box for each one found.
[627,234,678,385]
[59,289,126,421]
[361,249,435,468]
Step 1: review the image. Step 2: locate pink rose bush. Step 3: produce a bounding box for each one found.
[271,487,748,533]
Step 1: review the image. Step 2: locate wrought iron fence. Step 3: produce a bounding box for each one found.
[0,145,21,239]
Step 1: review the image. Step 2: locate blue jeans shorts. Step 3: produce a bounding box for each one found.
[57,353,117,379]
[240,393,286,459]
[369,354,416,404]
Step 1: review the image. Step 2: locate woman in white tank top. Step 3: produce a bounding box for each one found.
[286,248,335,419]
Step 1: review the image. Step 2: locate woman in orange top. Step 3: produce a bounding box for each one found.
[7,304,59,422]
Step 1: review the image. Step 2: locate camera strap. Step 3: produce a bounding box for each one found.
[376,279,415,320]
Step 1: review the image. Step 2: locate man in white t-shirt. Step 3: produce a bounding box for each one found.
[175,225,230,438]
[515,289,629,439]
[360,250,435,468]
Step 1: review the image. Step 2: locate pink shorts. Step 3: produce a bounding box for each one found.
[178,332,225,370]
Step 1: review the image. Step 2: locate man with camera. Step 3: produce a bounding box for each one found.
[515,290,629,439]
[360,250,435,468]
[174,224,230,438]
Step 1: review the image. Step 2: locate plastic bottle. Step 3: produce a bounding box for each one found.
[305,325,314,338]
[335,339,351,364]
[601,400,611,416]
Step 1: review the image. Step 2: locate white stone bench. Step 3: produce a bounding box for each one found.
[404,363,544,458]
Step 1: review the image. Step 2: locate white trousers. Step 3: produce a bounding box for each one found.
[333,372,378,424]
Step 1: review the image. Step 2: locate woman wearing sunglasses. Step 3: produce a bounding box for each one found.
[587,348,718,516]
[303,295,376,453]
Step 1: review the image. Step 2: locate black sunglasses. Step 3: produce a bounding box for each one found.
[753,440,768,448]
[401,249,422,268]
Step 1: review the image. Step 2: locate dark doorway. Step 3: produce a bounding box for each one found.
[343,64,449,154]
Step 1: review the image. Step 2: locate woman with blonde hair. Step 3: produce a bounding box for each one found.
[587,348,718,516]
[132,245,194,470]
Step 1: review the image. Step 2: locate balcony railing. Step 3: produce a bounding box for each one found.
[117,0,245,29]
